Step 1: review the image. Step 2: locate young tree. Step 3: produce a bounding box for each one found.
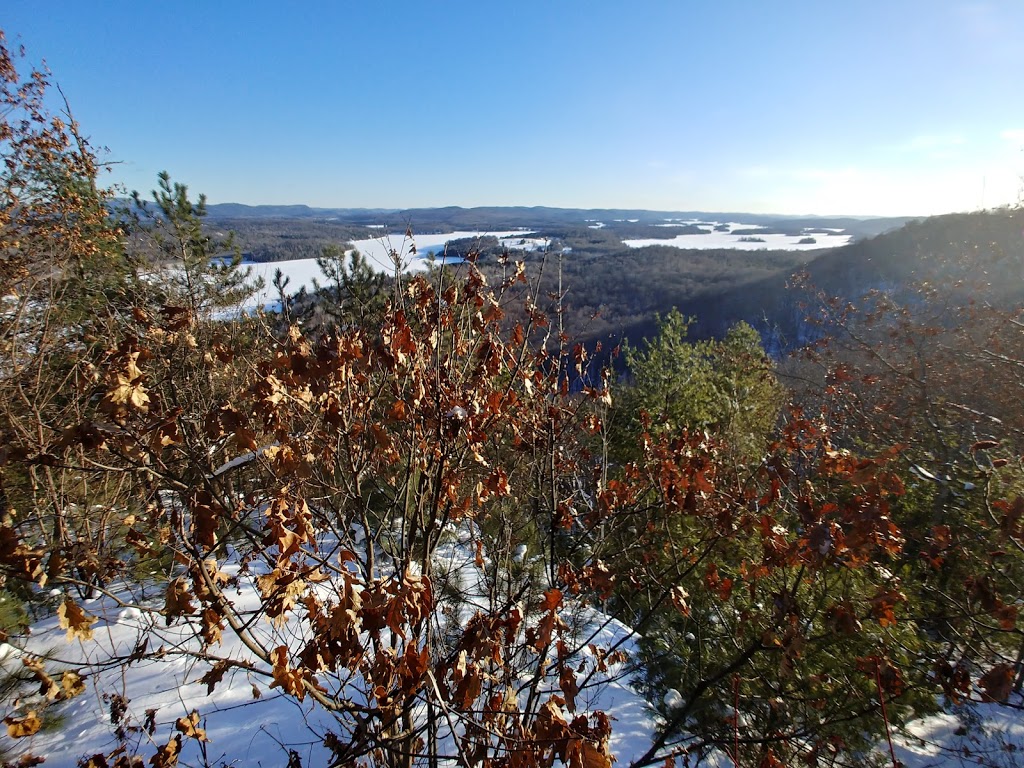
[299,244,389,330]
[613,309,784,464]
[131,170,260,314]
[0,29,132,601]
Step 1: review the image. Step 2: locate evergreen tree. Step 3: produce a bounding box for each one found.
[613,309,784,463]
[131,171,260,315]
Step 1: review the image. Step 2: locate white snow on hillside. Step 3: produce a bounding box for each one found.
[499,235,550,251]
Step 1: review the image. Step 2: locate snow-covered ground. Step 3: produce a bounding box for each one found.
[6,581,344,767]
[893,702,1024,768]
[654,221,761,230]
[5,561,1023,767]
[235,223,850,310]
[344,230,531,272]
[499,234,549,252]
[2,532,657,768]
[623,231,852,250]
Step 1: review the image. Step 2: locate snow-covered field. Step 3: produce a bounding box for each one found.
[499,234,549,252]
[624,231,852,251]
[235,223,851,310]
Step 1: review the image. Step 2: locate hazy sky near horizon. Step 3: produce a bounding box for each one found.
[5,1,1024,216]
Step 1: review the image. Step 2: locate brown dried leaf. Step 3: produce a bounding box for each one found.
[199,660,231,695]
[670,586,690,616]
[164,578,195,625]
[980,663,1014,702]
[150,735,182,768]
[175,710,209,742]
[57,597,97,642]
[22,657,58,700]
[576,741,612,768]
[5,710,42,738]
[559,662,579,713]
[62,669,86,698]
[269,645,307,701]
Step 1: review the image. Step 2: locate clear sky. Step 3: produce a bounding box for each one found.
[5,1,1023,216]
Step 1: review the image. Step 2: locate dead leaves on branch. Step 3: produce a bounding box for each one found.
[7,35,612,768]
[98,343,152,423]
[532,697,613,768]
[269,645,324,702]
[4,710,42,738]
[20,657,85,701]
[174,710,208,742]
[57,596,96,642]
[6,181,1024,768]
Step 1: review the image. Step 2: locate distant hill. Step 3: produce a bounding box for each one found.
[668,207,1024,349]
[205,203,399,219]
[204,203,911,240]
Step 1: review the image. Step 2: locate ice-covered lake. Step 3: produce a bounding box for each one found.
[623,221,852,251]
[242,230,530,307]
[238,222,851,310]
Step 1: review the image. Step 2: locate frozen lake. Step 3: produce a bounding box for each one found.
[243,229,530,307]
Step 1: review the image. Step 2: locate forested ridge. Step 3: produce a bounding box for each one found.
[3,29,1024,768]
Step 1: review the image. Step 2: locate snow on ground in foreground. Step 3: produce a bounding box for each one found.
[242,230,530,308]
[5,542,657,767]
[8,569,1024,768]
[6,587,344,766]
[893,699,1024,768]
[623,230,853,251]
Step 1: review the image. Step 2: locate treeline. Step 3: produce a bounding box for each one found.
[207,217,379,262]
[211,205,909,263]
[477,238,816,348]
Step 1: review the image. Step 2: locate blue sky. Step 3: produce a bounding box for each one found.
[5,1,1023,215]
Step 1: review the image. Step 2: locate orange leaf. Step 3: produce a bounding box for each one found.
[150,735,182,768]
[164,578,195,625]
